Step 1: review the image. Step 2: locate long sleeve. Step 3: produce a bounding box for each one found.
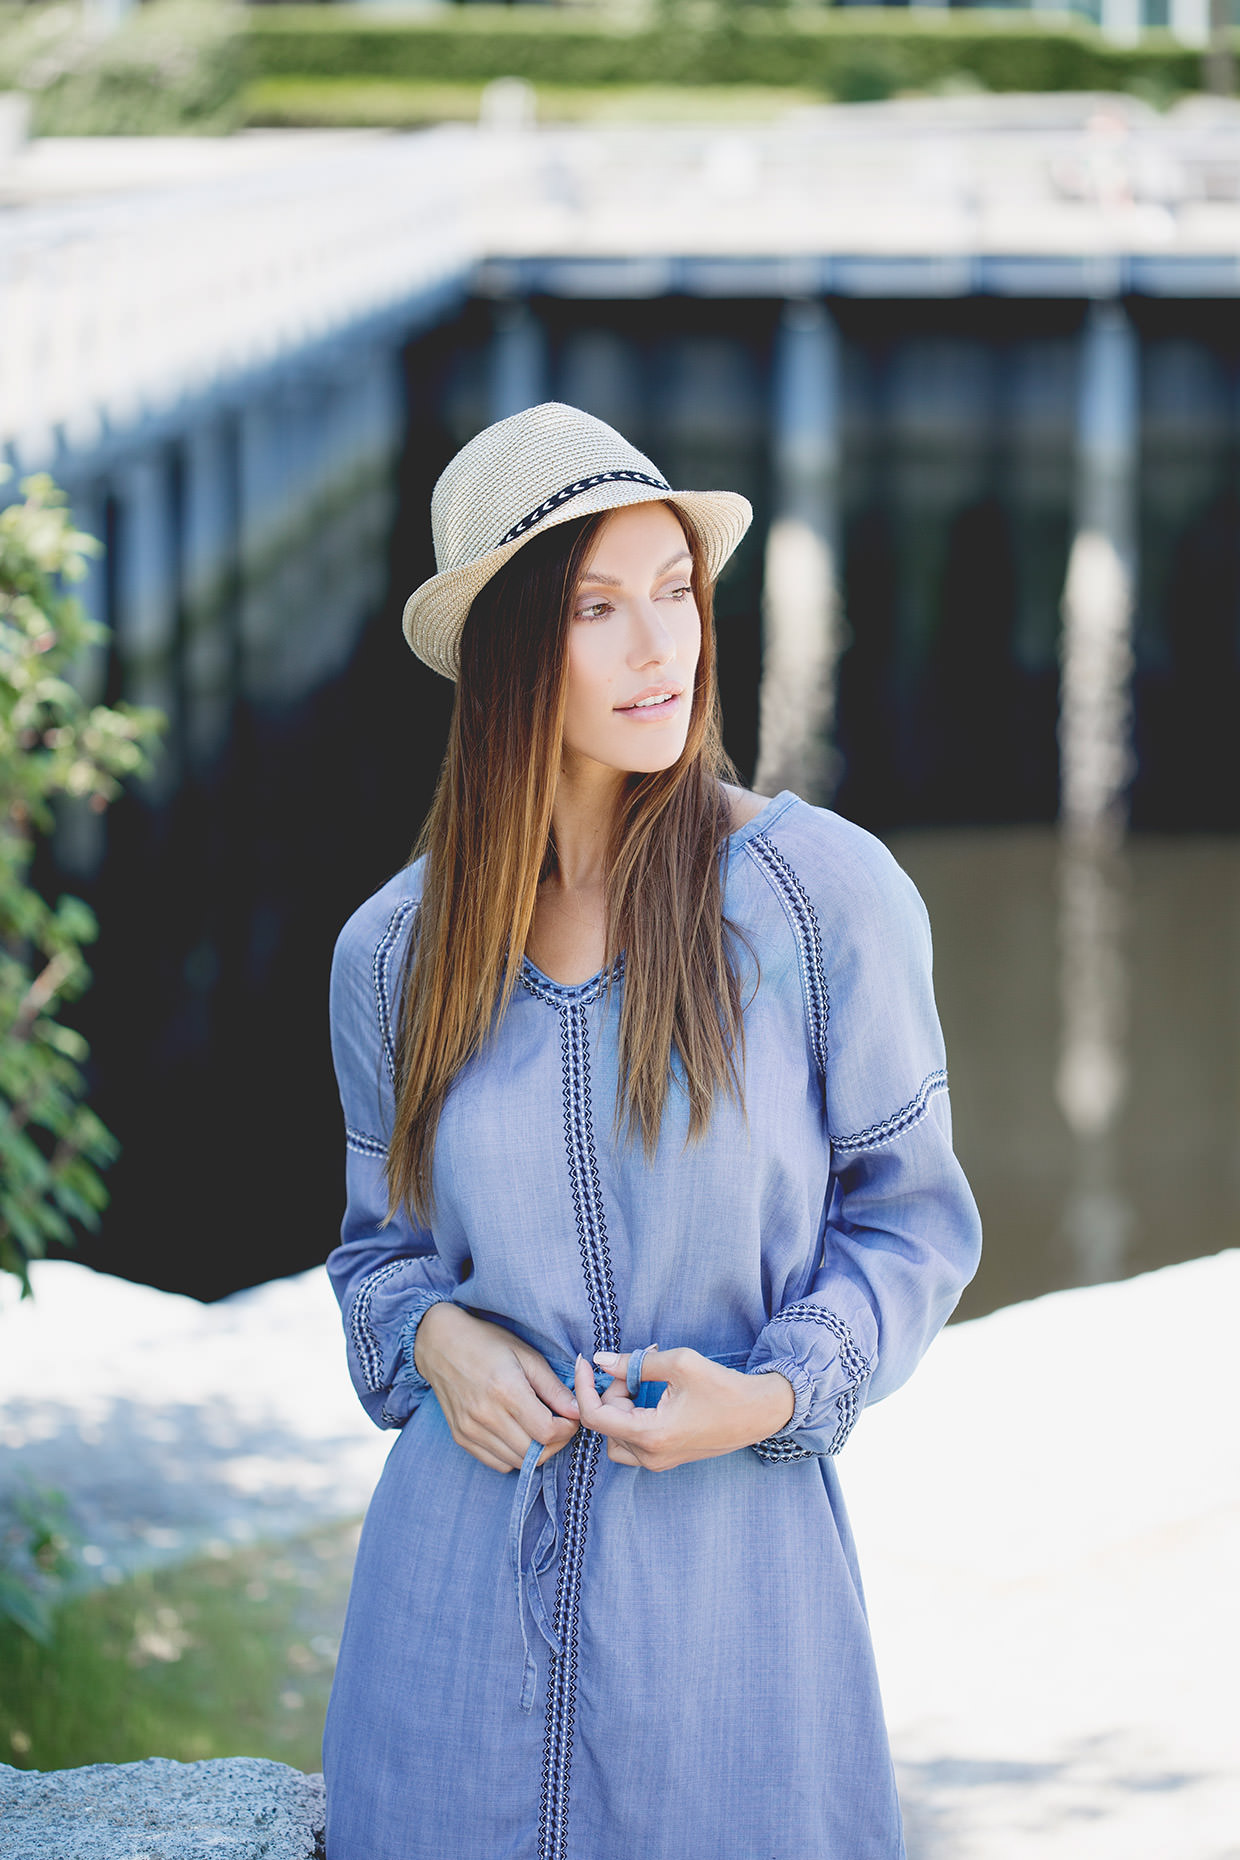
[744,812,982,1459]
[326,868,457,1431]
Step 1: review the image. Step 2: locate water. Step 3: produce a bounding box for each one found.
[897,827,1240,1321]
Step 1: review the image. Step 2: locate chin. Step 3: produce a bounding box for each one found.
[615,737,692,777]
[565,722,693,779]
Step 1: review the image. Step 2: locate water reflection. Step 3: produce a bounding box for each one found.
[756,300,843,805]
[898,828,1240,1322]
[1056,837,1132,1288]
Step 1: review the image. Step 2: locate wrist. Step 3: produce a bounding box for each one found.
[746,1369,796,1440]
[409,1296,462,1380]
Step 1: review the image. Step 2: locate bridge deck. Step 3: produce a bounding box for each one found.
[4,94,1240,472]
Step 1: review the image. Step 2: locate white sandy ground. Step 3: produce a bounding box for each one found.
[1,1252,1237,1859]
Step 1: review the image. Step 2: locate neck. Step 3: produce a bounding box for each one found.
[546,757,627,895]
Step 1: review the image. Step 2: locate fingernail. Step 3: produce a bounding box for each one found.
[594,1350,618,1364]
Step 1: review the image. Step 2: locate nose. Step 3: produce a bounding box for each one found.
[628,598,675,670]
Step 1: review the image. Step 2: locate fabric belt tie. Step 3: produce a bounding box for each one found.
[509,1440,563,1713]
[506,1347,747,1711]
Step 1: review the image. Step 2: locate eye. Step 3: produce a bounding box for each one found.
[660,582,693,601]
[574,599,612,622]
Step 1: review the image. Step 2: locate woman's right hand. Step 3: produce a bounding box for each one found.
[413,1302,581,1473]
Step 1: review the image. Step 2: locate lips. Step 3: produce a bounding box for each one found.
[615,685,683,714]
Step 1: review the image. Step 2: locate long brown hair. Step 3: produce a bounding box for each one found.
[387,502,747,1224]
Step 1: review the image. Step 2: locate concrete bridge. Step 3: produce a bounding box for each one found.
[4,94,1238,826]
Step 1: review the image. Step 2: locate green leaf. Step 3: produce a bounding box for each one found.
[0,474,165,1300]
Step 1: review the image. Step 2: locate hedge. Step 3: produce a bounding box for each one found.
[0,2,1227,137]
[247,8,1209,101]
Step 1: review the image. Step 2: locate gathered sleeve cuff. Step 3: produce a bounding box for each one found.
[328,1145,459,1431]
[393,1287,456,1405]
[746,1315,873,1459]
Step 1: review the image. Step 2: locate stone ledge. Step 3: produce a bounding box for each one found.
[0,1756,325,1860]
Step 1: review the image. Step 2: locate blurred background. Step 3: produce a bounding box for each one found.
[5,0,1240,1319]
[1,0,1239,1834]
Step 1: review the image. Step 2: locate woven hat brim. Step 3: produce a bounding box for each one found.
[403,482,753,681]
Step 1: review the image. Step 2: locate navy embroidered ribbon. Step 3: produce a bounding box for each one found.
[496,471,670,548]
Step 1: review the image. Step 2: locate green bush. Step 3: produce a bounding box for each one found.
[0,0,247,136]
[246,7,1209,102]
[0,472,162,1302]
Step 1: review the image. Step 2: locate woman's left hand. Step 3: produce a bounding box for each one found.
[573,1347,795,1470]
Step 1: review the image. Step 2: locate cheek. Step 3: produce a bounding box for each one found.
[564,632,618,736]
[681,608,703,673]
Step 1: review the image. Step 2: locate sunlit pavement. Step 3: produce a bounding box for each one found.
[1,1248,1236,1856]
[843,1249,1240,1860]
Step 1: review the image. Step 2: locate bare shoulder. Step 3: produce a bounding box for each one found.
[721,782,773,833]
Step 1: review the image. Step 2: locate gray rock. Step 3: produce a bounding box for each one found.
[0,1757,325,1860]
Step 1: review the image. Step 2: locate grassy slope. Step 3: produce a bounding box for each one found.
[0,1522,359,1775]
[244,76,828,128]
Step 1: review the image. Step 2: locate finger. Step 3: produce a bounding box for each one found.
[519,1349,581,1421]
[535,1428,578,1467]
[462,1413,532,1469]
[594,1345,671,1395]
[575,1358,659,1447]
[605,1439,643,1467]
[458,1434,522,1474]
[574,1352,603,1419]
[506,1380,579,1450]
[592,1350,631,1385]
[574,1353,626,1430]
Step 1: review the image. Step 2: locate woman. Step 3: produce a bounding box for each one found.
[324,401,981,1860]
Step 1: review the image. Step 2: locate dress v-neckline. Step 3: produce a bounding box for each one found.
[518,790,799,1002]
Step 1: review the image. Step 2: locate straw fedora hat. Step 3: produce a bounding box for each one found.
[402,402,753,680]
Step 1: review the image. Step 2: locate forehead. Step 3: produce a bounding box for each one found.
[583,501,690,574]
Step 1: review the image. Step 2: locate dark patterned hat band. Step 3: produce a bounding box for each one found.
[497,470,671,548]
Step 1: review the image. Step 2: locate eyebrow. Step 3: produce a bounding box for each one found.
[578,549,692,590]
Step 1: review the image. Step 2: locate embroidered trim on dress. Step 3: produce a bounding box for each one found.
[519,952,624,1011]
[345,1125,387,1160]
[497,471,669,548]
[373,898,418,1084]
[535,995,621,1860]
[831,1069,949,1154]
[559,1002,621,1355]
[751,1302,872,1459]
[745,833,829,1082]
[539,1429,602,1860]
[350,1258,416,1393]
[751,1432,817,1464]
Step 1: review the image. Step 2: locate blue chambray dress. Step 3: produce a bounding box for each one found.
[322,790,982,1860]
